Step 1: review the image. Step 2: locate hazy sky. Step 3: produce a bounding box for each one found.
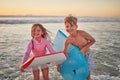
[0,0,120,17]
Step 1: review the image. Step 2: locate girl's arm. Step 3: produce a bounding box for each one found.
[46,40,55,53]
[22,41,32,63]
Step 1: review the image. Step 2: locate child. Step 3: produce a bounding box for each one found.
[21,24,55,80]
[63,15,95,80]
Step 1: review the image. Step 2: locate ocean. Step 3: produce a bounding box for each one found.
[0,16,120,80]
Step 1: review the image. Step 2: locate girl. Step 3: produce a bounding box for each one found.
[21,24,55,80]
[62,15,95,80]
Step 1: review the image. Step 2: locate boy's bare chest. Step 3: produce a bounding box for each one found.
[69,36,87,48]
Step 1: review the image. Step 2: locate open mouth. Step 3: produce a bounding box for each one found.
[34,34,40,37]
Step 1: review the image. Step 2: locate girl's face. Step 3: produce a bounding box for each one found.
[65,22,77,35]
[34,26,43,38]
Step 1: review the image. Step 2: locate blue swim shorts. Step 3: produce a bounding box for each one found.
[84,51,94,71]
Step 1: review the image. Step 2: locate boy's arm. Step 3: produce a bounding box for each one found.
[63,38,69,53]
[81,31,95,53]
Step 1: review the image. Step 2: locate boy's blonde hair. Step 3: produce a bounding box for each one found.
[64,15,77,26]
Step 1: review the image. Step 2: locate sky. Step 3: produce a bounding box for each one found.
[0,0,120,17]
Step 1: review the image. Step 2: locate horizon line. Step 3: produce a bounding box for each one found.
[0,15,120,18]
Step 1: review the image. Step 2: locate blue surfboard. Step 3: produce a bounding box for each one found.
[53,30,89,80]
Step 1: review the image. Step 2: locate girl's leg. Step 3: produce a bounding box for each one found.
[42,67,49,80]
[32,69,40,80]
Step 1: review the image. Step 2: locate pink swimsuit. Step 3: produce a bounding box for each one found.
[22,38,55,63]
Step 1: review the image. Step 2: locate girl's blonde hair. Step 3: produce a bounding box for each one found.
[31,23,49,39]
[31,23,52,49]
[64,15,77,26]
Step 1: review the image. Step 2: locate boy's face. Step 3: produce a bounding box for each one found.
[65,22,77,35]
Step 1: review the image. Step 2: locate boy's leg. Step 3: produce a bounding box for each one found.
[56,64,60,72]
[87,72,90,80]
[32,69,40,80]
[42,67,49,80]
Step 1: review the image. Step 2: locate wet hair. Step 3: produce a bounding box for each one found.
[31,23,52,49]
[64,15,77,26]
[31,23,49,39]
